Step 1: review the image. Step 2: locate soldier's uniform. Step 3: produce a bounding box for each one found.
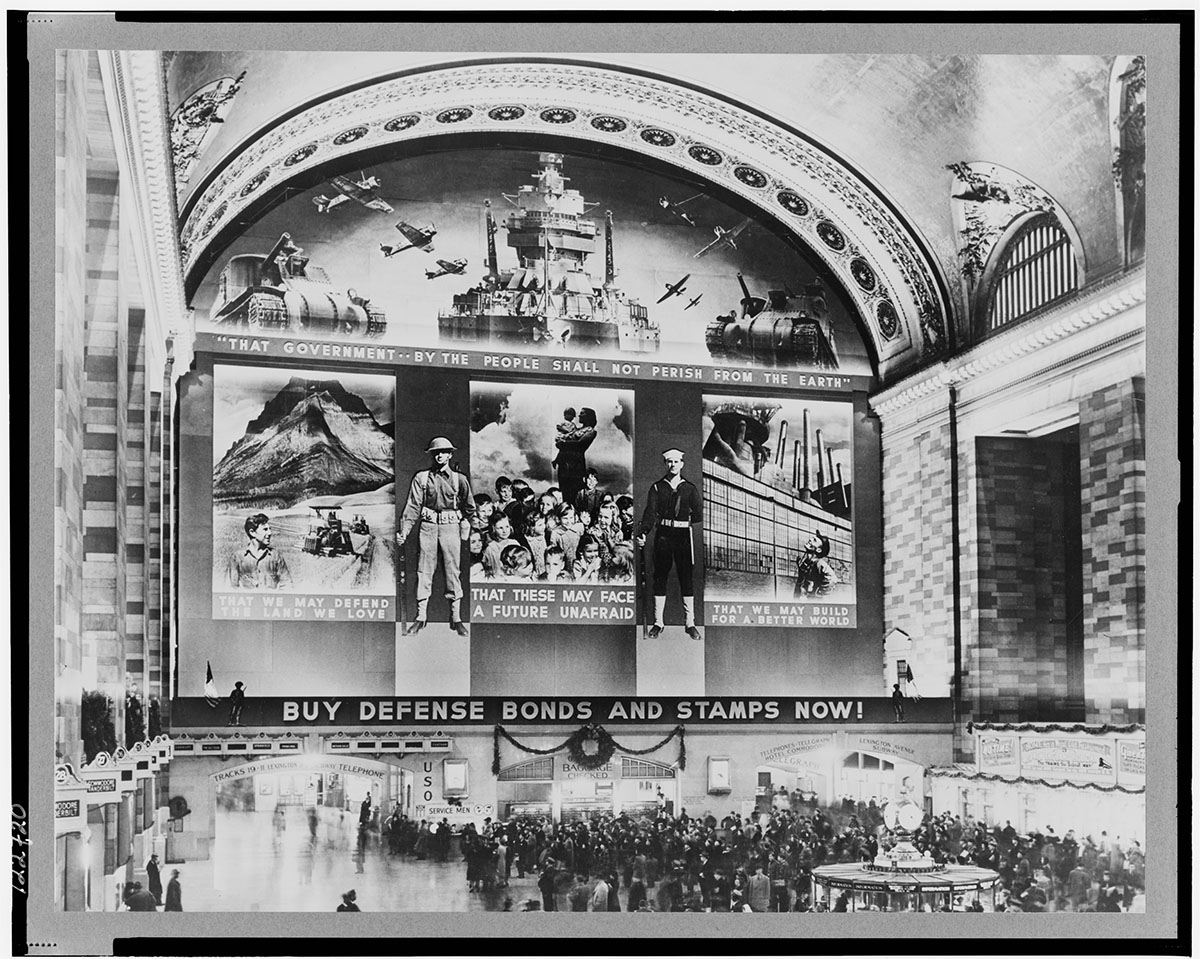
[638,449,702,637]
[399,438,476,630]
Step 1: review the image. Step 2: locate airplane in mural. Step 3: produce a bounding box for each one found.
[658,193,702,226]
[380,221,438,257]
[693,218,752,259]
[425,258,469,279]
[684,293,704,310]
[312,173,395,214]
[656,273,691,304]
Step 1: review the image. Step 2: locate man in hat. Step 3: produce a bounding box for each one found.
[164,869,183,911]
[636,448,702,639]
[227,681,245,726]
[125,881,158,911]
[397,436,476,635]
[145,853,162,905]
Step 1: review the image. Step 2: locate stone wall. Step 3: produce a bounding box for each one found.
[54,49,90,762]
[875,365,1147,755]
[972,434,1082,721]
[1079,377,1146,723]
[55,50,172,764]
[880,394,957,701]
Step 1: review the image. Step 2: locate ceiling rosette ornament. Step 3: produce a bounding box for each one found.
[178,59,951,383]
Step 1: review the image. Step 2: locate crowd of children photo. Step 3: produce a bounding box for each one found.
[470,407,635,585]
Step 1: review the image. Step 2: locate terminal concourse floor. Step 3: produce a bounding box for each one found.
[175,807,606,913]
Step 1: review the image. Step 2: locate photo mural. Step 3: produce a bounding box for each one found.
[211,364,397,621]
[702,395,856,628]
[191,148,873,382]
[468,380,637,624]
[179,143,877,696]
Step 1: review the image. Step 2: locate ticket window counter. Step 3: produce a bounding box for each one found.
[504,801,552,821]
[561,800,613,823]
[615,774,674,819]
[497,757,676,823]
[497,757,555,821]
[561,779,614,822]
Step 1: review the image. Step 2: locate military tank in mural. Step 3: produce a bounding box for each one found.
[438,153,660,353]
[211,232,387,338]
[705,274,839,369]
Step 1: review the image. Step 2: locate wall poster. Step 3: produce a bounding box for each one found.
[702,394,856,628]
[211,364,397,620]
[468,380,636,624]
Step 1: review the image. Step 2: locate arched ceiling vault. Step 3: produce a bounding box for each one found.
[178,59,956,384]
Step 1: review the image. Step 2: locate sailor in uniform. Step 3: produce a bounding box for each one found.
[397,437,476,635]
[636,448,702,639]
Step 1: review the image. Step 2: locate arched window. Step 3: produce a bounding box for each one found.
[497,757,554,781]
[978,213,1080,336]
[620,758,676,778]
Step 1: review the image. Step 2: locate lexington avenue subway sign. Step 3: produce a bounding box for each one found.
[171,697,952,727]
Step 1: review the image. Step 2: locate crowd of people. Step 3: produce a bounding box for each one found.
[369,796,1144,913]
[122,854,183,912]
[467,471,637,585]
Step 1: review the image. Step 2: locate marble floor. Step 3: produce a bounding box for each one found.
[173,807,612,913]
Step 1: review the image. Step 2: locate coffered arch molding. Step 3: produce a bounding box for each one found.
[178,58,953,385]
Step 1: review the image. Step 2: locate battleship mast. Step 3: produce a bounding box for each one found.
[604,210,617,293]
[484,199,500,284]
[438,152,659,353]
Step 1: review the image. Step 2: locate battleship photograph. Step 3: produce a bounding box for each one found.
[440,153,660,353]
[188,147,874,375]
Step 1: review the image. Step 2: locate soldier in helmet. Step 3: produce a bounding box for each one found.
[397,437,476,635]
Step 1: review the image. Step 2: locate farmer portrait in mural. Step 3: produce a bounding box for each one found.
[210,365,397,621]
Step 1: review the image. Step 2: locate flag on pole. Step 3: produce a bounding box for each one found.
[905,663,923,701]
[204,661,221,708]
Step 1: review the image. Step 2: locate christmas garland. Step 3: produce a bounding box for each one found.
[492,723,685,775]
[968,721,1144,736]
[932,767,1144,795]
